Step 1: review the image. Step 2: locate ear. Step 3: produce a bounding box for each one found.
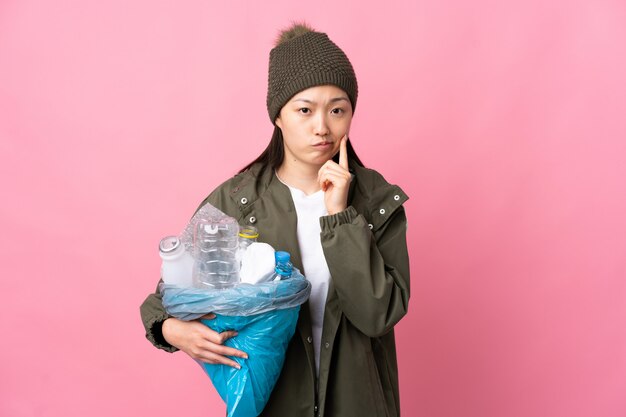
[275,116,283,129]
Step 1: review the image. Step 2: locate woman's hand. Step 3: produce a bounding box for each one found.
[318,135,351,215]
[162,314,248,369]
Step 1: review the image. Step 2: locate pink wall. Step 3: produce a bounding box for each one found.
[1,1,625,416]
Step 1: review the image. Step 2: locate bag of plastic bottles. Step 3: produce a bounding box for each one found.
[160,202,311,417]
[160,272,310,417]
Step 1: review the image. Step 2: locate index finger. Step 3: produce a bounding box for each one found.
[339,134,348,170]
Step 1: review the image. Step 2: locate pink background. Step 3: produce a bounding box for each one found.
[1,1,625,416]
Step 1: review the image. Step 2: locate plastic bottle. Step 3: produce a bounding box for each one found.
[159,236,194,287]
[192,218,241,289]
[237,225,259,263]
[238,226,259,251]
[271,251,293,281]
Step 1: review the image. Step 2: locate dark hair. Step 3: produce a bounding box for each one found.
[239,126,365,173]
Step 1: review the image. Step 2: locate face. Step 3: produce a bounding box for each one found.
[275,85,353,170]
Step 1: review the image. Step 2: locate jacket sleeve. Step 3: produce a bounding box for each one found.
[320,205,410,337]
[140,281,178,352]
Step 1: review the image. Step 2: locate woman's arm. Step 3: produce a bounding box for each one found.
[140,285,175,351]
[320,205,410,337]
[139,284,247,367]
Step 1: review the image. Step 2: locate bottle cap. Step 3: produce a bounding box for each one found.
[239,225,259,239]
[159,236,181,254]
[275,251,291,263]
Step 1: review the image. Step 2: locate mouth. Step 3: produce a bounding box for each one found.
[313,141,334,147]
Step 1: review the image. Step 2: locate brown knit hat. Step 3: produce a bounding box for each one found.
[266,24,358,124]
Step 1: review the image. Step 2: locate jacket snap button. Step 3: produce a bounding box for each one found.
[324,342,330,349]
[379,208,386,215]
[240,197,248,205]
[307,336,312,343]
[249,216,256,224]
[394,194,400,201]
[368,224,373,230]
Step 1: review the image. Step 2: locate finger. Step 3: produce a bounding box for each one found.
[339,135,348,171]
[198,351,242,369]
[317,161,330,186]
[220,330,239,342]
[206,329,239,345]
[318,162,332,191]
[318,161,348,190]
[322,162,350,175]
[319,172,346,189]
[319,170,351,190]
[207,343,249,359]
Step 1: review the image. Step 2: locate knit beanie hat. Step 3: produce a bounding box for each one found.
[266,24,358,124]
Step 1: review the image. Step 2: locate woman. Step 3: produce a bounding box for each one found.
[141,23,410,417]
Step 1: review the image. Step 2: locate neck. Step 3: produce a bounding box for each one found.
[276,160,322,195]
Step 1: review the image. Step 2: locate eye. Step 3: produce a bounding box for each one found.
[331,108,345,115]
[298,108,311,114]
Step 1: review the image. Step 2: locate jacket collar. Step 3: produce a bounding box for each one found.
[227,160,408,226]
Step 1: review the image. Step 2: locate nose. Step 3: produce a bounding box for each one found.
[313,112,330,137]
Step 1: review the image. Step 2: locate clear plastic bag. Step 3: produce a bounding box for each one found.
[179,202,233,253]
[160,269,311,417]
[160,268,310,319]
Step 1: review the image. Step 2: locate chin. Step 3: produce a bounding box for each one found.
[307,156,332,167]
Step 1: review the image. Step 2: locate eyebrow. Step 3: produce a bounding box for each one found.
[292,97,350,104]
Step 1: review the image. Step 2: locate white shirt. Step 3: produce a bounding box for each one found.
[277,175,331,376]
